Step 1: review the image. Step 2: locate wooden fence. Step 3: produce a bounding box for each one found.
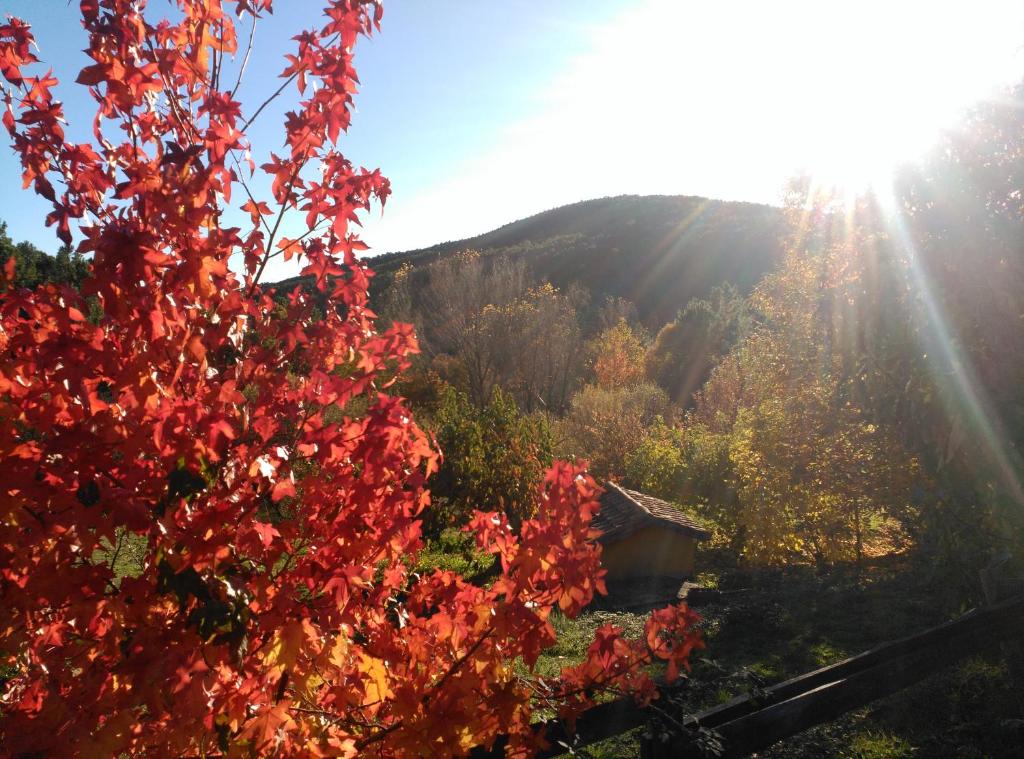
[471,594,1024,758]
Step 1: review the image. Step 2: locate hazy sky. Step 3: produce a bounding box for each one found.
[2,0,1022,280]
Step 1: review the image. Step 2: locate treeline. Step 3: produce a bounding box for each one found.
[364,194,788,329]
[0,222,89,289]
[382,87,1024,596]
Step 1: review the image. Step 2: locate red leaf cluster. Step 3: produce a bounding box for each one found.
[0,2,701,755]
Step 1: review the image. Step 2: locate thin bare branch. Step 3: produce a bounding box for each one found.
[229,15,257,100]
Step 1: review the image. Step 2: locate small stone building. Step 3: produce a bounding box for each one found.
[593,482,710,581]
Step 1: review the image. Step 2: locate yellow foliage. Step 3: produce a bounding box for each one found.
[695,241,922,566]
[589,318,647,389]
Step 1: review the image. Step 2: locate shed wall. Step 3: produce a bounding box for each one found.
[600,526,696,580]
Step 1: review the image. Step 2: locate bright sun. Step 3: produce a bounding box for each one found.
[522,0,1024,202]
[748,1,1024,193]
[359,0,1024,255]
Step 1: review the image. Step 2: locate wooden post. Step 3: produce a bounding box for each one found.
[639,733,691,759]
[979,551,1024,716]
[638,736,656,759]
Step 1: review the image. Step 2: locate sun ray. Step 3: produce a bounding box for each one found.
[875,183,1024,510]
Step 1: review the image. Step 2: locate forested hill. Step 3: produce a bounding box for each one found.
[279,194,789,328]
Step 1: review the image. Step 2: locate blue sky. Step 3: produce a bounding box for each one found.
[2,1,1022,280]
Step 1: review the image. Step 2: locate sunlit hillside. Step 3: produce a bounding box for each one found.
[274,194,787,329]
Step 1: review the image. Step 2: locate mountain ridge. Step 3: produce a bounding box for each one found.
[372,193,781,259]
[276,194,789,328]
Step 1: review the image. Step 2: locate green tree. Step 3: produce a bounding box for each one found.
[623,417,687,499]
[555,381,671,482]
[691,239,922,567]
[0,222,89,289]
[428,386,553,535]
[884,89,1024,575]
[645,282,748,406]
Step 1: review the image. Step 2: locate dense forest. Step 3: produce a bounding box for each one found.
[299,87,1021,600]
[279,194,788,330]
[0,222,89,290]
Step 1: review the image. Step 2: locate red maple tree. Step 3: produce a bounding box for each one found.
[0,2,702,755]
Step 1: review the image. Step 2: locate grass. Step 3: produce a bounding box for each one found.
[91,528,148,582]
[414,528,494,577]
[536,610,649,679]
[845,731,914,759]
[70,530,1024,757]
[526,553,1022,757]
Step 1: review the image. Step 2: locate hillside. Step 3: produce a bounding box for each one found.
[277,195,790,328]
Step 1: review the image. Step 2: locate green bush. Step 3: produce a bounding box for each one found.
[426,386,553,535]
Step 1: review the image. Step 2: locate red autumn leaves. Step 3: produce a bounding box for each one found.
[0,2,701,755]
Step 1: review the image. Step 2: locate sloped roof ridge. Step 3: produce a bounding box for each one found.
[604,481,648,515]
[603,481,710,539]
[602,479,643,514]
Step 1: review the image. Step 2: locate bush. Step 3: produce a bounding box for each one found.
[428,386,553,534]
[555,381,671,481]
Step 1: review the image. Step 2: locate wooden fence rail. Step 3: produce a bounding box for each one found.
[471,595,1024,758]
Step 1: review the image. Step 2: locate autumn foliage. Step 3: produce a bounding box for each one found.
[0,1,701,755]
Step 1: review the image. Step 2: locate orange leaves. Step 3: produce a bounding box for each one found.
[0,1,702,755]
[0,18,37,85]
[202,416,236,460]
[252,414,279,443]
[252,521,280,547]
[44,202,74,245]
[237,704,297,751]
[0,256,15,290]
[589,318,647,389]
[554,603,702,723]
[328,631,349,669]
[644,604,704,683]
[262,619,315,678]
[271,477,295,501]
[357,652,394,705]
[186,334,207,363]
[241,198,272,225]
[75,63,107,87]
[83,377,113,415]
[276,236,302,261]
[262,152,302,204]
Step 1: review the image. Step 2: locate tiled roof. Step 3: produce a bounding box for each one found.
[593,482,711,543]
